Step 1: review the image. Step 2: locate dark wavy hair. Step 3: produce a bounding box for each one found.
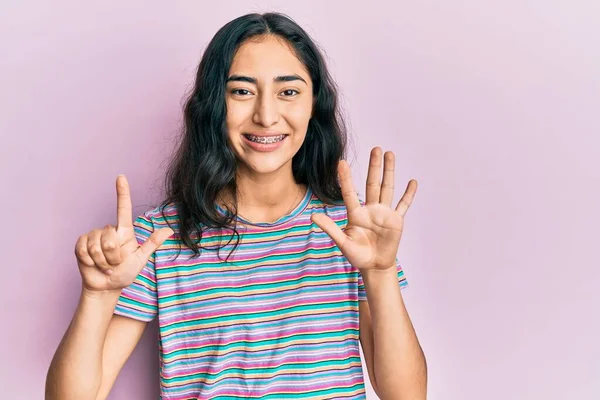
[159,12,348,259]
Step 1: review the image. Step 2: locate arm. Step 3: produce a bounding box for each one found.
[359,267,427,400]
[46,175,170,399]
[311,149,424,398]
[45,289,147,400]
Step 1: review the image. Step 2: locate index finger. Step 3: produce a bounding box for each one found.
[116,174,133,231]
[338,160,361,213]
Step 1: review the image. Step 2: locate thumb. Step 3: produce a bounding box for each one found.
[311,214,347,249]
[134,227,174,262]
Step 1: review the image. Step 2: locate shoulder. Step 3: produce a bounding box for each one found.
[307,191,367,228]
[135,202,179,230]
[307,194,349,226]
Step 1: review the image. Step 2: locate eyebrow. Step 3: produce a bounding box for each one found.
[226,74,307,85]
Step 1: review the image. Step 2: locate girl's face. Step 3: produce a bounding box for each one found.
[225,35,313,177]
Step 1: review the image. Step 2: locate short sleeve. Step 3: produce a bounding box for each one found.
[357,258,408,301]
[113,212,158,322]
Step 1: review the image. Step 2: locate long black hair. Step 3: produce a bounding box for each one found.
[159,12,348,259]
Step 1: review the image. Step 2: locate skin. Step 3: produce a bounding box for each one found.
[46,176,172,400]
[313,149,427,399]
[224,34,427,398]
[46,34,426,400]
[222,35,312,222]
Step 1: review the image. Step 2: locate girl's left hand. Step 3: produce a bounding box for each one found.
[311,147,417,271]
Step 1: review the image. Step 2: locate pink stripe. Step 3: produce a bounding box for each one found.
[161,323,358,355]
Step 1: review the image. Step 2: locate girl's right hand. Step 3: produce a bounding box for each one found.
[74,175,173,293]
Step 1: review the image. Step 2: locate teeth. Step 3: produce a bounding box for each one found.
[246,134,285,144]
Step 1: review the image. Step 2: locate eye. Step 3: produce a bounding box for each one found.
[280,89,299,97]
[231,88,252,96]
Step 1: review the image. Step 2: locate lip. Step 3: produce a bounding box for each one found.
[246,131,286,137]
[242,133,288,152]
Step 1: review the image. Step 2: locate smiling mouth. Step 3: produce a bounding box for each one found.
[243,134,288,144]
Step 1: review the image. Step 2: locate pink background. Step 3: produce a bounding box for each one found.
[2,1,599,399]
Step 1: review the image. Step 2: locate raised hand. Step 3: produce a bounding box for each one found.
[74,175,173,293]
[311,147,417,270]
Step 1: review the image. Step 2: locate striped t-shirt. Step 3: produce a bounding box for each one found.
[114,187,408,399]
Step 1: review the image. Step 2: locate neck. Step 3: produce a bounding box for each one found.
[220,163,307,224]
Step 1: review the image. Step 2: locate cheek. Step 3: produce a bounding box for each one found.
[225,99,251,130]
[225,101,238,130]
[225,104,243,150]
[286,99,313,128]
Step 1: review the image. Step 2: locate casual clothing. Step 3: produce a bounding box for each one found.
[114,188,408,399]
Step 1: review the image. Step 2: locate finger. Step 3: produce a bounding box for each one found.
[311,214,348,249]
[395,179,418,216]
[365,147,382,205]
[338,160,361,213]
[75,235,95,267]
[116,175,133,240]
[133,227,174,264]
[380,151,395,206]
[101,225,122,266]
[87,229,112,272]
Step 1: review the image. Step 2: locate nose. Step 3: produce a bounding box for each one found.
[252,93,280,127]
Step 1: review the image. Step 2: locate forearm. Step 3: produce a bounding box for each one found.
[362,267,427,399]
[45,288,121,400]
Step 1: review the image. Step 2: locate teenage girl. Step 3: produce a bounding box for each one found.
[46,12,427,400]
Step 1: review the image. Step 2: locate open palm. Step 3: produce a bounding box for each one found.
[311,147,417,270]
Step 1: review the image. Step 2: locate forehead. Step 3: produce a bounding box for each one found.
[229,35,310,79]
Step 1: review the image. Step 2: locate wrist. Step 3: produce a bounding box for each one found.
[81,286,122,302]
[360,265,398,286]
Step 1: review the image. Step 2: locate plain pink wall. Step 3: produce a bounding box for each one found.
[2,1,598,399]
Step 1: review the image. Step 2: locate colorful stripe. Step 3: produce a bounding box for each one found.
[114,187,407,399]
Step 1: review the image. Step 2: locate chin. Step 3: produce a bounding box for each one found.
[239,154,293,176]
